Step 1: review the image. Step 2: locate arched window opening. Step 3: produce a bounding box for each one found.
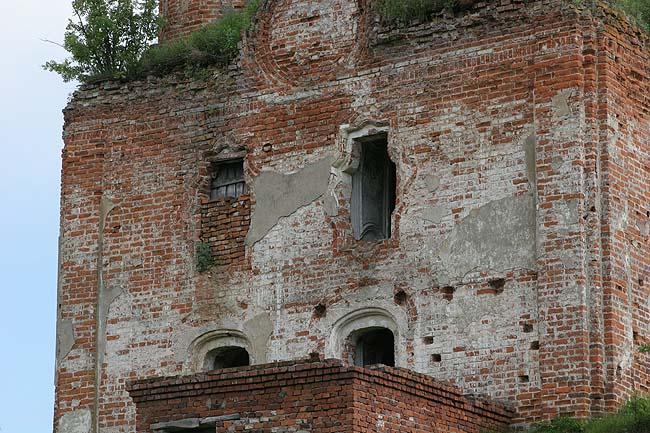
[351,134,397,241]
[206,346,250,370]
[353,328,395,367]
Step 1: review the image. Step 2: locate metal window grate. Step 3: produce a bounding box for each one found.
[210,160,247,200]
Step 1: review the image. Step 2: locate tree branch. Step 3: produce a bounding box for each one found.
[40,38,66,49]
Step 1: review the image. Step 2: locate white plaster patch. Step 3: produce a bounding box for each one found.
[58,409,91,433]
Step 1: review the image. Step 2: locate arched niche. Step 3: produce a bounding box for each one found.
[327,307,399,367]
[189,329,253,372]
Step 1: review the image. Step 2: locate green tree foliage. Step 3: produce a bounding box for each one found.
[44,0,159,82]
[45,0,260,83]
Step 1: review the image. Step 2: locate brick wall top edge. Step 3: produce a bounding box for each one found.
[360,365,515,416]
[64,0,646,110]
[591,0,650,46]
[126,359,514,419]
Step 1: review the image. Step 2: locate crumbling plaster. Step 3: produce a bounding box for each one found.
[245,156,333,246]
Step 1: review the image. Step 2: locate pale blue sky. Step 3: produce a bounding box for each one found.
[0,1,77,432]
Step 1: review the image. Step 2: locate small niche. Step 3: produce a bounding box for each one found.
[519,375,530,383]
[530,341,540,350]
[442,286,455,301]
[523,323,534,333]
[488,278,506,294]
[394,290,408,305]
[423,336,434,345]
[431,354,442,363]
[314,304,327,318]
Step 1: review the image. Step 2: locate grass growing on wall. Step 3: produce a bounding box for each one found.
[133,0,260,79]
[486,396,650,433]
[195,242,214,273]
[375,0,650,34]
[375,0,458,24]
[618,0,650,33]
[49,0,647,84]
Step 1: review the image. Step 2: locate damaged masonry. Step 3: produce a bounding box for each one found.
[54,0,649,433]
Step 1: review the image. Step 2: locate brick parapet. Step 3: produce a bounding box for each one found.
[127,359,513,432]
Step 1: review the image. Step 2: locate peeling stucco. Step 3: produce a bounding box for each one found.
[94,196,118,433]
[57,319,75,364]
[58,409,91,433]
[422,206,447,224]
[555,199,580,230]
[244,312,274,363]
[523,134,536,187]
[551,90,572,117]
[246,157,333,246]
[56,231,75,365]
[438,194,536,281]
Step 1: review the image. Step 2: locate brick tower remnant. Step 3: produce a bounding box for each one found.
[54,0,649,432]
[159,0,248,41]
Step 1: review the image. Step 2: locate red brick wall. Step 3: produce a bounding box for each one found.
[55,1,649,432]
[200,194,251,269]
[159,0,247,41]
[127,359,513,433]
[597,8,650,406]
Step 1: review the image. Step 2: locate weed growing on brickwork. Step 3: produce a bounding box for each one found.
[640,344,650,353]
[618,0,650,33]
[136,0,260,78]
[376,0,650,34]
[375,0,458,24]
[486,396,650,433]
[43,0,160,82]
[45,0,260,83]
[196,242,214,273]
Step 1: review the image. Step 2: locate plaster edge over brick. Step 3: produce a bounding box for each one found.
[93,196,118,433]
[438,193,537,282]
[56,230,75,365]
[56,319,75,364]
[58,409,91,433]
[245,156,333,246]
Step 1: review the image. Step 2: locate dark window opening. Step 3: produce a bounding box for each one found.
[209,346,250,370]
[352,135,396,241]
[210,159,246,200]
[354,328,395,367]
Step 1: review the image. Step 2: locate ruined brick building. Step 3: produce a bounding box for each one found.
[54,0,650,432]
